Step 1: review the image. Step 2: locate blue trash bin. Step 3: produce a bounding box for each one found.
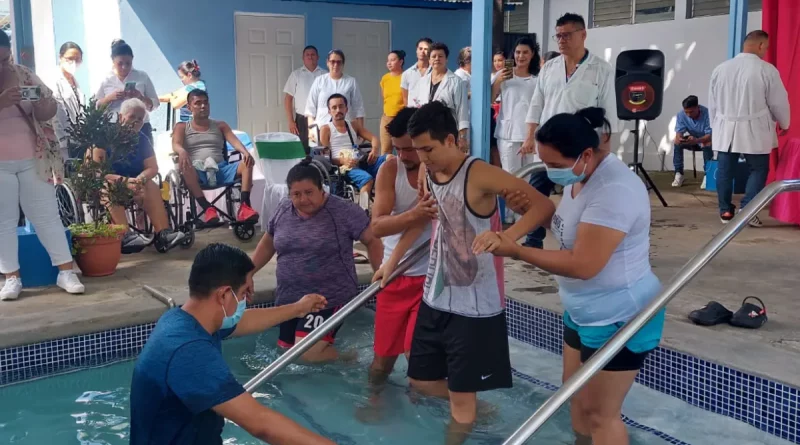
[17,222,72,288]
[705,158,748,194]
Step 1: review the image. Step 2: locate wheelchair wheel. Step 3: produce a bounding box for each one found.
[179,225,195,249]
[233,223,255,241]
[55,183,82,227]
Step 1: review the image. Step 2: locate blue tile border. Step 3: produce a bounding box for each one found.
[0,291,796,444]
[510,368,692,445]
[505,299,800,444]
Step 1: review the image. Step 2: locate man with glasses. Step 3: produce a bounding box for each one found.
[518,12,617,251]
[284,46,326,151]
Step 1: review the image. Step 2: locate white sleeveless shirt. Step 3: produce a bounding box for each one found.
[327,120,358,159]
[382,161,431,277]
[423,157,505,317]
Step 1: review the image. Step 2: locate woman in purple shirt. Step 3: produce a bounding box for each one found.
[251,157,382,362]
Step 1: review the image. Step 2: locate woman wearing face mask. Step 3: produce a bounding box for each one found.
[407,42,469,152]
[95,39,159,143]
[52,42,84,158]
[474,107,665,445]
[159,60,206,123]
[492,37,543,225]
[379,50,405,155]
[305,49,365,145]
[0,32,85,301]
[250,158,382,362]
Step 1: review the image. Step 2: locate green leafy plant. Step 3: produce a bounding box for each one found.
[65,98,139,237]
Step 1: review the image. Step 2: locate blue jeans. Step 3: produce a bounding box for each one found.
[523,170,554,248]
[673,144,713,175]
[346,155,387,190]
[716,151,770,213]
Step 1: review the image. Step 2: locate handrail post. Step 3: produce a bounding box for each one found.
[502,179,800,445]
[243,162,547,393]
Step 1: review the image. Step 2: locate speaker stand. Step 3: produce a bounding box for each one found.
[629,119,668,207]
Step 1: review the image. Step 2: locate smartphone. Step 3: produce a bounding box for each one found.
[124,81,137,92]
[504,59,514,71]
[19,86,41,101]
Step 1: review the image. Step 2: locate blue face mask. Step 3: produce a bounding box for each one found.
[546,156,587,186]
[221,289,246,330]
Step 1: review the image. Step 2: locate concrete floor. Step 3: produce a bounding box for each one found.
[1,171,798,388]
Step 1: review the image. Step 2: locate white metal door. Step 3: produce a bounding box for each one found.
[332,19,390,136]
[235,14,305,137]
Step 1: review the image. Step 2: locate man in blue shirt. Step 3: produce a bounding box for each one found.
[130,243,335,445]
[672,95,713,187]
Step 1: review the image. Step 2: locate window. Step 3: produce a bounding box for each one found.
[504,0,529,33]
[591,0,675,28]
[689,0,763,18]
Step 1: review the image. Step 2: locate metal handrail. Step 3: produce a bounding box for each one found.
[502,179,800,445]
[244,161,547,393]
[244,242,429,393]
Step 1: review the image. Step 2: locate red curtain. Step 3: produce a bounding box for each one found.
[765,0,800,224]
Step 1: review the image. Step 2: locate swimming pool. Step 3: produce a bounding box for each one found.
[0,310,792,444]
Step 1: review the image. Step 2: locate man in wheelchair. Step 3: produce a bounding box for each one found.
[319,93,387,210]
[93,99,185,252]
[172,90,259,225]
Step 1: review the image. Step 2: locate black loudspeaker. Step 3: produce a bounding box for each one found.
[615,49,665,122]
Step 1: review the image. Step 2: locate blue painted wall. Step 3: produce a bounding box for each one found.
[12,0,34,68]
[51,0,89,92]
[120,0,471,128]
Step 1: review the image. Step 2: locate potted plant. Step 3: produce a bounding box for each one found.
[66,98,139,277]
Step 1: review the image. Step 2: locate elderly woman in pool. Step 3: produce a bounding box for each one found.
[474,107,665,445]
[251,157,383,362]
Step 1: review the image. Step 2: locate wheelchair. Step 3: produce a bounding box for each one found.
[309,123,375,210]
[165,137,257,242]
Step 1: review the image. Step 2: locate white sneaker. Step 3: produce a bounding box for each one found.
[0,276,22,301]
[671,172,684,187]
[739,209,763,228]
[700,175,707,190]
[57,270,85,294]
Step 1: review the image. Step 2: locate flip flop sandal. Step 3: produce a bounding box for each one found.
[729,296,768,329]
[688,301,733,326]
[353,252,369,264]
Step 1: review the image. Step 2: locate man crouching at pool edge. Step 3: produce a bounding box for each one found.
[129,243,336,445]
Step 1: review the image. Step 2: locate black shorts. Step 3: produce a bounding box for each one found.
[407,302,512,393]
[563,323,652,372]
[278,306,342,348]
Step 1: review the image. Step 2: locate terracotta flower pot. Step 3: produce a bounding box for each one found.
[74,232,123,277]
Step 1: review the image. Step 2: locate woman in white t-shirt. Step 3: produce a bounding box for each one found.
[475,107,665,445]
[305,49,365,144]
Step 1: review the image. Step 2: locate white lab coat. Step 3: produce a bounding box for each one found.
[305,73,365,125]
[708,53,790,155]
[526,52,619,133]
[408,70,470,130]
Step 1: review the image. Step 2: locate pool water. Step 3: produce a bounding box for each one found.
[0,310,675,444]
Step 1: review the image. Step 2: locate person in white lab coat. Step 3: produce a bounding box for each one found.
[521,13,618,155]
[305,49,365,144]
[455,47,471,98]
[283,45,326,151]
[401,37,432,106]
[492,37,542,225]
[407,42,470,152]
[708,30,790,226]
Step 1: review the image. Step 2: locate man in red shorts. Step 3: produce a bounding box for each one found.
[369,107,436,382]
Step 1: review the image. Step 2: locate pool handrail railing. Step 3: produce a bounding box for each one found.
[243,162,547,393]
[502,178,800,445]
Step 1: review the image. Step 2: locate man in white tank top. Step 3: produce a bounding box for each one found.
[319,94,385,210]
[383,101,556,444]
[358,108,436,408]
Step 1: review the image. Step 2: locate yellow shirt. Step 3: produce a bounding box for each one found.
[380,73,404,117]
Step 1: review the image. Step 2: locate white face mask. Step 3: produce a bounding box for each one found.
[63,61,80,75]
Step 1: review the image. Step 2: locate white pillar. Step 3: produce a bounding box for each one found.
[28,0,55,80]
[82,0,121,95]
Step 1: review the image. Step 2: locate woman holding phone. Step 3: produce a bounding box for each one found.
[491,37,542,224]
[0,32,85,300]
[95,39,159,143]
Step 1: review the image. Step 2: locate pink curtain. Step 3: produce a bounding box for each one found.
[765,0,800,224]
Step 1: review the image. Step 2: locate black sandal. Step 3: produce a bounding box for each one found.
[688,301,733,326]
[729,296,768,329]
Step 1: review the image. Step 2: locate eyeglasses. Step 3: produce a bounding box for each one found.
[552,29,584,42]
